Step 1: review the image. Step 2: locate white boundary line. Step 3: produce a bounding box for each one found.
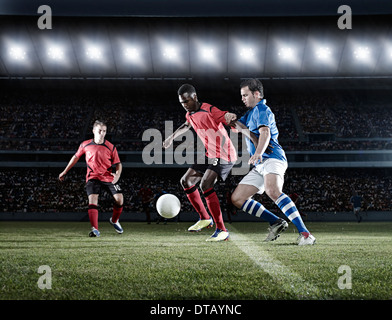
[229,225,322,299]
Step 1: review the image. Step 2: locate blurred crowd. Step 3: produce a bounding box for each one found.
[1,90,391,216]
[1,167,391,215]
[1,92,392,152]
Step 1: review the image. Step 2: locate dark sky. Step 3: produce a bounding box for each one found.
[1,0,392,17]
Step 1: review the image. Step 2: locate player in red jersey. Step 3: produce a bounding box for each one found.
[163,84,240,241]
[59,120,124,237]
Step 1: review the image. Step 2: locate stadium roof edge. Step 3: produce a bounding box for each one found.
[1,0,392,17]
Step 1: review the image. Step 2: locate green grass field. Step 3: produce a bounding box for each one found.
[0,221,391,300]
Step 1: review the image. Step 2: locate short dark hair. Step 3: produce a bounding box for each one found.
[93,120,107,128]
[240,78,264,98]
[178,84,196,96]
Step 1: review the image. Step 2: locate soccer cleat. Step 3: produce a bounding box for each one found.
[206,229,230,242]
[297,232,316,246]
[109,218,123,234]
[187,218,213,232]
[264,218,289,242]
[89,227,100,237]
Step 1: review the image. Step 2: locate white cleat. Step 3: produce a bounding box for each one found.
[89,227,100,237]
[109,218,123,234]
[297,232,316,246]
[206,229,230,242]
[187,218,213,232]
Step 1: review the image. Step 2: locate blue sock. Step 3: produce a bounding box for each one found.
[241,199,280,225]
[275,193,308,233]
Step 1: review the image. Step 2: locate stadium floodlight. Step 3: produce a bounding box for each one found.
[278,46,295,61]
[47,45,65,61]
[9,45,26,61]
[354,46,371,61]
[239,47,255,60]
[162,45,178,60]
[124,46,141,62]
[86,45,103,61]
[200,46,215,62]
[315,46,332,62]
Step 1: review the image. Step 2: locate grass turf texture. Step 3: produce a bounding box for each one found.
[0,221,391,300]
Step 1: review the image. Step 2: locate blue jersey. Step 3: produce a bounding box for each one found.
[238,99,287,162]
[350,195,362,207]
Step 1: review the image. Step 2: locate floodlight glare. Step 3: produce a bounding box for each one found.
[48,46,65,61]
[9,46,26,60]
[316,47,331,61]
[239,47,254,59]
[200,47,215,61]
[278,47,295,61]
[354,46,371,61]
[124,47,140,61]
[86,45,103,60]
[163,45,178,60]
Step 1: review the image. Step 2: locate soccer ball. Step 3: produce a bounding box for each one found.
[156,194,181,219]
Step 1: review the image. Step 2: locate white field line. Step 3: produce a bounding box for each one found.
[229,225,322,299]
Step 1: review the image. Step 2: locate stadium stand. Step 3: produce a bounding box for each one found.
[1,82,391,220]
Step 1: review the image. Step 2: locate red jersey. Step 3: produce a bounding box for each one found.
[186,103,237,163]
[138,187,154,204]
[75,139,121,183]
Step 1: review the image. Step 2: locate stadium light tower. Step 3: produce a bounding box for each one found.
[124,46,141,62]
[86,45,103,61]
[354,46,371,62]
[47,45,65,61]
[239,47,255,60]
[9,45,26,61]
[237,46,258,66]
[200,46,215,62]
[162,45,179,61]
[315,46,332,62]
[278,46,295,62]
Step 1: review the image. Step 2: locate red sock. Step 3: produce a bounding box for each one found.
[184,185,210,220]
[112,204,123,223]
[88,204,99,230]
[203,188,226,231]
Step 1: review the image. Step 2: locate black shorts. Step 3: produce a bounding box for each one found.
[86,179,122,196]
[191,157,235,181]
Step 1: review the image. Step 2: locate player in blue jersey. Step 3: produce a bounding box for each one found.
[350,191,362,222]
[230,79,316,245]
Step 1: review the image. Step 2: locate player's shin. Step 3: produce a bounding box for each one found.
[112,203,123,223]
[88,204,99,230]
[241,199,279,224]
[275,193,308,233]
[203,188,226,231]
[184,185,210,220]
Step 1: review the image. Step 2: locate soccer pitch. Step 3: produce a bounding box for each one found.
[0,221,391,300]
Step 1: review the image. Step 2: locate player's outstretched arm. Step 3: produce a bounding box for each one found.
[163,121,191,149]
[59,155,79,181]
[232,121,259,147]
[224,112,237,125]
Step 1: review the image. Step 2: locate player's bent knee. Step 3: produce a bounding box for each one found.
[200,181,214,193]
[114,195,123,207]
[88,194,99,205]
[265,187,281,202]
[231,192,244,209]
[180,176,190,189]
